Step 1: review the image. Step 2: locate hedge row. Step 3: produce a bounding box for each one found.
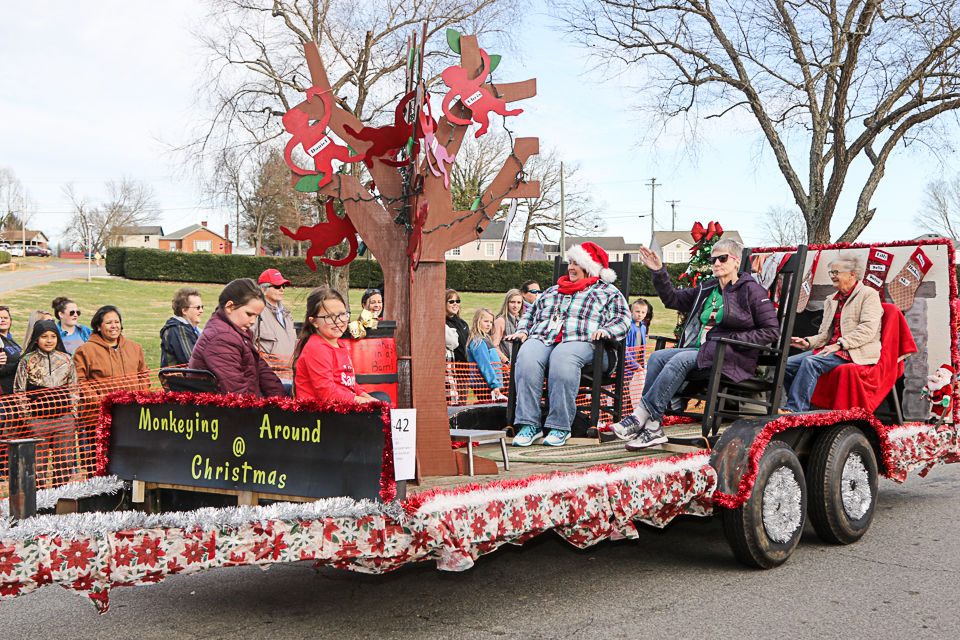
[107,247,686,296]
[0,251,10,265]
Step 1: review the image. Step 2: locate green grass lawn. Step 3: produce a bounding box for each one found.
[3,278,680,370]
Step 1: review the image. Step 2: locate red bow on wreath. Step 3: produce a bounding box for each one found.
[690,221,724,244]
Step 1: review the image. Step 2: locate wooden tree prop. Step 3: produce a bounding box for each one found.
[282,32,538,476]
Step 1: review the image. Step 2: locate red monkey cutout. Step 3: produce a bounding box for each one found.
[419,100,456,188]
[441,48,522,138]
[280,198,358,270]
[282,87,362,189]
[345,90,419,168]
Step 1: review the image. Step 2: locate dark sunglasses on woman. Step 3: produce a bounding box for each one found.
[708,254,734,264]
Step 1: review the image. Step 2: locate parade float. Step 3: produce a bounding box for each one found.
[1,29,960,613]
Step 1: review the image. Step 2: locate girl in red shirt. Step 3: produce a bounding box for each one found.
[293,286,381,404]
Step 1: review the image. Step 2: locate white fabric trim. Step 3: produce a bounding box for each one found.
[413,453,711,514]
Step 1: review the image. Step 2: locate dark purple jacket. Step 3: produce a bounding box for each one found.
[189,309,285,397]
[652,267,780,382]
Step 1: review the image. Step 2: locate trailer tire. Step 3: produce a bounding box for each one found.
[721,441,806,569]
[807,424,878,545]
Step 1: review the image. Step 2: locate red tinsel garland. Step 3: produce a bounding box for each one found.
[710,408,902,509]
[95,390,396,502]
[402,449,710,515]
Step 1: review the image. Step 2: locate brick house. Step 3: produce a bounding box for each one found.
[160,222,232,254]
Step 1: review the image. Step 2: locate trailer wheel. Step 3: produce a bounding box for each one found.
[721,441,806,569]
[807,424,878,545]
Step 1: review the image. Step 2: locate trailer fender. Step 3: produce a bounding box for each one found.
[711,410,890,508]
[710,416,779,499]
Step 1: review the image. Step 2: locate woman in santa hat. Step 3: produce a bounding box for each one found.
[609,237,780,450]
[506,241,631,447]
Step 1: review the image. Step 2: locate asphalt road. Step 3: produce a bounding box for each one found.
[0,261,108,294]
[2,464,959,639]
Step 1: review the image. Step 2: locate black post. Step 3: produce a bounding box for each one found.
[3,438,43,520]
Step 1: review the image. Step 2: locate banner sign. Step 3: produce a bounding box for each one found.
[105,401,388,501]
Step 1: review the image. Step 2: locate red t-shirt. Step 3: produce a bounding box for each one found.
[294,334,366,403]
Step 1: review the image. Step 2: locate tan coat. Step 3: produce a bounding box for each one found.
[73,333,149,389]
[256,302,297,357]
[805,282,882,365]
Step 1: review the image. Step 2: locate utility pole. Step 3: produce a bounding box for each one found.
[667,200,680,231]
[646,177,661,245]
[559,161,566,260]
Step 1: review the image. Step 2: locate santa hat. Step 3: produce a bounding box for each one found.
[938,363,955,374]
[566,242,617,283]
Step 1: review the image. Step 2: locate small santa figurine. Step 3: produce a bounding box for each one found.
[920,363,954,424]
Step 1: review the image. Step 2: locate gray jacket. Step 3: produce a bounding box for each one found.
[256,302,297,357]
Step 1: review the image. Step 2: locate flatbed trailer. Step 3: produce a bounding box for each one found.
[1,239,958,612]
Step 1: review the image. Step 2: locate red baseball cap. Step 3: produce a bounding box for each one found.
[258,268,291,286]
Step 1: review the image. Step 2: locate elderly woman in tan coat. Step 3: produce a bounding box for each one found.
[782,255,882,412]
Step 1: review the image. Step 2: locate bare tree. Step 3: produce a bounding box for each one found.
[761,206,808,246]
[185,0,523,292]
[563,1,960,242]
[917,174,960,239]
[517,149,602,258]
[450,132,511,212]
[0,168,26,230]
[63,179,159,251]
[240,148,306,253]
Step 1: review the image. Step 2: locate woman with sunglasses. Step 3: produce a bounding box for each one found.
[52,296,91,355]
[445,289,470,363]
[160,287,204,367]
[188,278,285,397]
[610,238,779,450]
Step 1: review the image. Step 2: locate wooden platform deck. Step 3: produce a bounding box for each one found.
[411,422,706,494]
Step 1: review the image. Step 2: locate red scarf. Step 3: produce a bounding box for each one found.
[556,275,599,295]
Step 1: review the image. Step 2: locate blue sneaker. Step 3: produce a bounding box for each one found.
[543,429,571,447]
[512,425,542,447]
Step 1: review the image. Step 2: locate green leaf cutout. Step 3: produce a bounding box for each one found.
[407,45,414,69]
[470,196,482,210]
[446,28,461,54]
[489,54,501,73]
[295,173,324,192]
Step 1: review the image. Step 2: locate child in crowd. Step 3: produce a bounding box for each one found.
[13,320,79,486]
[292,286,386,404]
[626,298,653,368]
[467,308,508,402]
[626,298,653,409]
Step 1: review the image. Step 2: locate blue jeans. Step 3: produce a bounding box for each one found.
[783,351,847,412]
[513,338,608,433]
[639,348,701,421]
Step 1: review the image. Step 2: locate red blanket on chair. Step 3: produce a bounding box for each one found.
[810,303,917,411]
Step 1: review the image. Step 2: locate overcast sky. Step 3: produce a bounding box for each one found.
[2,1,957,249]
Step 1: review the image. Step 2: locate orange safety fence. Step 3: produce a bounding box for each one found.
[443,344,653,422]
[0,367,168,495]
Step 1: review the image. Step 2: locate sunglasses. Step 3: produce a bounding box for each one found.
[67,310,82,317]
[527,290,541,295]
[447,299,461,304]
[187,305,203,311]
[270,284,286,290]
[708,254,735,264]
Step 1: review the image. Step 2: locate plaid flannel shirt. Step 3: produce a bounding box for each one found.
[516,281,631,343]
